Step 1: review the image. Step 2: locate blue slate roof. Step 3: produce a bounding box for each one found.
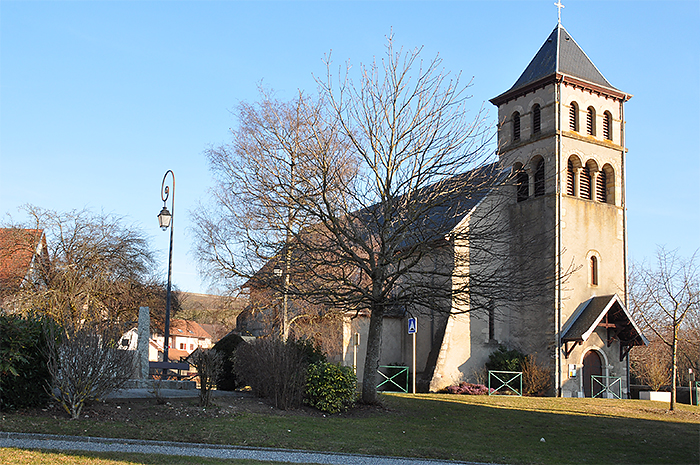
[492,24,621,104]
[562,294,648,346]
[352,162,503,250]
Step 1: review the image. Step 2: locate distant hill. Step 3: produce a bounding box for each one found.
[175,291,248,342]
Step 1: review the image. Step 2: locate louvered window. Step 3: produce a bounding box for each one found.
[513,112,521,141]
[603,112,612,140]
[516,169,529,202]
[534,159,545,197]
[567,159,575,196]
[580,165,592,200]
[596,169,607,203]
[532,104,541,134]
[587,107,595,136]
[569,103,578,131]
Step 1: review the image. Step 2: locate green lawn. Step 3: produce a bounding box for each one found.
[2,393,698,464]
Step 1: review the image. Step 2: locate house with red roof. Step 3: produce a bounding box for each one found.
[0,228,49,304]
[121,318,213,363]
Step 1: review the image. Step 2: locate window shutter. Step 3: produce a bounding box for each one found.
[534,159,545,197]
[596,169,607,202]
[567,159,575,196]
[580,165,592,200]
[516,170,529,202]
[533,104,541,134]
[603,112,612,140]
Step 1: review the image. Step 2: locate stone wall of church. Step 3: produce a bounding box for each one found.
[495,85,557,167]
[558,86,628,397]
[342,314,406,386]
[429,189,541,391]
[428,228,478,390]
[558,175,627,397]
[403,244,454,390]
[505,193,558,360]
[493,80,629,396]
[341,243,454,390]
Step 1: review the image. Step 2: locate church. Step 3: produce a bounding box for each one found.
[342,20,646,398]
[239,20,648,398]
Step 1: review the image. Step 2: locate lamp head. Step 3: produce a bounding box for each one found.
[158,206,172,230]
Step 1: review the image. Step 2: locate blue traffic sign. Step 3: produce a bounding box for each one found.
[408,317,417,334]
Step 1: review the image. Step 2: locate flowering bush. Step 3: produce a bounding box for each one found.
[441,381,493,395]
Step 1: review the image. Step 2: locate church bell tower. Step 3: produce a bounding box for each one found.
[490,22,645,398]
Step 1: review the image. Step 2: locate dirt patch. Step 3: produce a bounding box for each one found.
[13,391,387,423]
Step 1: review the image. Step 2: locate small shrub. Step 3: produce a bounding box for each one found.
[305,361,356,413]
[440,382,493,395]
[149,375,167,405]
[485,345,526,372]
[0,314,52,411]
[522,353,552,396]
[188,348,223,407]
[234,336,310,409]
[44,321,135,419]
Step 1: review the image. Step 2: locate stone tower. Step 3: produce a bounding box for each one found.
[490,24,645,398]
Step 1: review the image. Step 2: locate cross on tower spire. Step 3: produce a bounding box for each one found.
[554,1,564,24]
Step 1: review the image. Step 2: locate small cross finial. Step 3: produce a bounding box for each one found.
[555,1,564,24]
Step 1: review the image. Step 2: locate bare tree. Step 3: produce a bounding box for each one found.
[294,38,512,404]
[3,205,172,326]
[192,87,355,339]
[195,37,557,404]
[630,337,672,392]
[44,320,135,419]
[630,247,700,410]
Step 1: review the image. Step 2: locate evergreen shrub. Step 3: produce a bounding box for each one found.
[485,345,526,372]
[305,361,357,413]
[0,314,52,411]
[212,333,246,391]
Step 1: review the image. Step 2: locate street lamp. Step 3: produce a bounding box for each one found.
[158,170,175,367]
[272,263,289,339]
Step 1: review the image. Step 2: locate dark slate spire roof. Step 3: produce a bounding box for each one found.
[492,24,622,105]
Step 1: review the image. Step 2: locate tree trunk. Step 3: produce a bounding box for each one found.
[671,324,678,411]
[361,301,384,404]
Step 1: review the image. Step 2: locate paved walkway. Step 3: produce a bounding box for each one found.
[1,432,496,465]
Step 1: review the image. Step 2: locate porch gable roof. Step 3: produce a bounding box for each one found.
[562,294,648,361]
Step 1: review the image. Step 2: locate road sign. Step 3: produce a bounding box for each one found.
[407,317,417,334]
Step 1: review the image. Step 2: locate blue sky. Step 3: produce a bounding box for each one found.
[1,0,698,295]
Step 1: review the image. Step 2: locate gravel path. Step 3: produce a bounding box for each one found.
[1,432,497,465]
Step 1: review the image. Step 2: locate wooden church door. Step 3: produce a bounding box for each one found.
[583,350,602,397]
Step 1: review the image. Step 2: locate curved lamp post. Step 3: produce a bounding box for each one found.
[157,170,175,366]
